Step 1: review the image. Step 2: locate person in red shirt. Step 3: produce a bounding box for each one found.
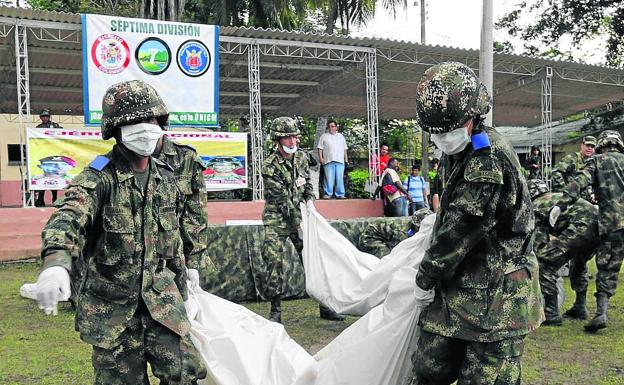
[372,143,390,177]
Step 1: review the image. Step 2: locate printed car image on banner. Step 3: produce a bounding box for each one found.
[27,128,247,191]
[82,13,219,126]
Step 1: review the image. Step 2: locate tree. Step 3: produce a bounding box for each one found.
[496,0,624,67]
[28,0,138,17]
[140,0,185,21]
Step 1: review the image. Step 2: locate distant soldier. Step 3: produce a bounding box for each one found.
[35,109,63,206]
[553,129,624,332]
[35,108,61,128]
[528,179,599,325]
[411,62,542,385]
[261,117,344,323]
[34,80,206,385]
[551,135,596,200]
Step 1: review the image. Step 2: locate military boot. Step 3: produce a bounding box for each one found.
[319,304,345,321]
[584,293,609,332]
[268,298,282,324]
[542,294,563,326]
[563,290,588,320]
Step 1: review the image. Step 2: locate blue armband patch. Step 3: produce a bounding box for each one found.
[89,155,110,171]
[471,132,490,151]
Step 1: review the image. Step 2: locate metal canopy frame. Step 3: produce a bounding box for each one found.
[1,12,624,204]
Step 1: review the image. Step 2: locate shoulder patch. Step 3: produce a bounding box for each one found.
[89,155,110,171]
[464,155,503,184]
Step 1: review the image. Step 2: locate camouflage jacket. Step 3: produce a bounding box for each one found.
[155,136,208,270]
[416,127,543,342]
[41,145,190,349]
[262,149,315,231]
[559,149,624,235]
[551,152,593,199]
[533,193,598,255]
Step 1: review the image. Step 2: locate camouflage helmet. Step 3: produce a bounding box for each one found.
[526,179,549,200]
[596,130,624,152]
[271,117,300,140]
[101,80,168,140]
[416,62,491,134]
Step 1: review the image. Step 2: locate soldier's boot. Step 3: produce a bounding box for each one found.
[563,290,588,320]
[319,304,345,321]
[584,293,609,332]
[268,298,282,324]
[542,294,563,326]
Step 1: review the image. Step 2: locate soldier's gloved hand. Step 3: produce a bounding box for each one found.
[549,206,561,227]
[306,200,316,212]
[186,268,200,291]
[414,283,435,306]
[35,266,71,316]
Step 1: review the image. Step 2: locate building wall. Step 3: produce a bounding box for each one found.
[0,114,87,206]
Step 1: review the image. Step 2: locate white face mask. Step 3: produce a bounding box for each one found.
[282,144,298,154]
[430,127,471,155]
[121,123,162,156]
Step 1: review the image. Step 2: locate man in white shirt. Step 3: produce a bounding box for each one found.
[317,119,348,199]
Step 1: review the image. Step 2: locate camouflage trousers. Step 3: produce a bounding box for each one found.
[537,222,598,297]
[91,304,206,385]
[595,230,624,297]
[411,331,525,385]
[258,226,305,300]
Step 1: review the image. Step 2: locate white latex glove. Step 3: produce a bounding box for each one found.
[35,266,71,316]
[20,283,38,300]
[549,206,561,228]
[414,283,435,306]
[186,268,200,290]
[306,200,316,212]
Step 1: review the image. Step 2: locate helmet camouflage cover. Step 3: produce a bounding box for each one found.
[271,117,300,140]
[596,130,624,152]
[101,80,168,140]
[526,179,549,200]
[416,62,491,134]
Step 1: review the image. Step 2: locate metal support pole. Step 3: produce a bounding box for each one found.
[420,0,430,181]
[541,66,553,187]
[248,43,264,200]
[15,21,32,207]
[479,0,494,126]
[365,51,380,196]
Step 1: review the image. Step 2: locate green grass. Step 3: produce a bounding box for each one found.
[1,262,622,384]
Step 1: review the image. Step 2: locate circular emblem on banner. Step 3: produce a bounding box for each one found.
[177,40,211,77]
[91,34,130,74]
[136,37,171,75]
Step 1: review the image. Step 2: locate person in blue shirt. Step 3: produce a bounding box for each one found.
[403,163,429,215]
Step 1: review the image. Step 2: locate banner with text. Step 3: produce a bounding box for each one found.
[27,128,247,191]
[82,14,219,126]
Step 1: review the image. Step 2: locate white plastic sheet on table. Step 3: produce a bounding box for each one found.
[188,205,438,385]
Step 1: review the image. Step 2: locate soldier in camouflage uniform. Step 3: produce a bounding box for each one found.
[528,179,599,325]
[411,62,543,385]
[551,135,596,199]
[554,129,624,332]
[261,117,345,323]
[154,134,216,283]
[34,80,206,385]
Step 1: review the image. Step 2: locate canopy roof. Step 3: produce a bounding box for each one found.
[1,5,623,128]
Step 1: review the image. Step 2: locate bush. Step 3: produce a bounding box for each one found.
[348,168,371,198]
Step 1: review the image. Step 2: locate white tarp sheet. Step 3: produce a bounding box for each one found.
[188,206,437,385]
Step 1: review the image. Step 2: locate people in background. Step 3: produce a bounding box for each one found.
[403,163,428,214]
[317,119,348,199]
[525,145,542,179]
[34,109,62,206]
[379,158,412,217]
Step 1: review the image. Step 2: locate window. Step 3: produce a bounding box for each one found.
[7,144,26,165]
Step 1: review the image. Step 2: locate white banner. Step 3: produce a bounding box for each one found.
[81,14,219,126]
